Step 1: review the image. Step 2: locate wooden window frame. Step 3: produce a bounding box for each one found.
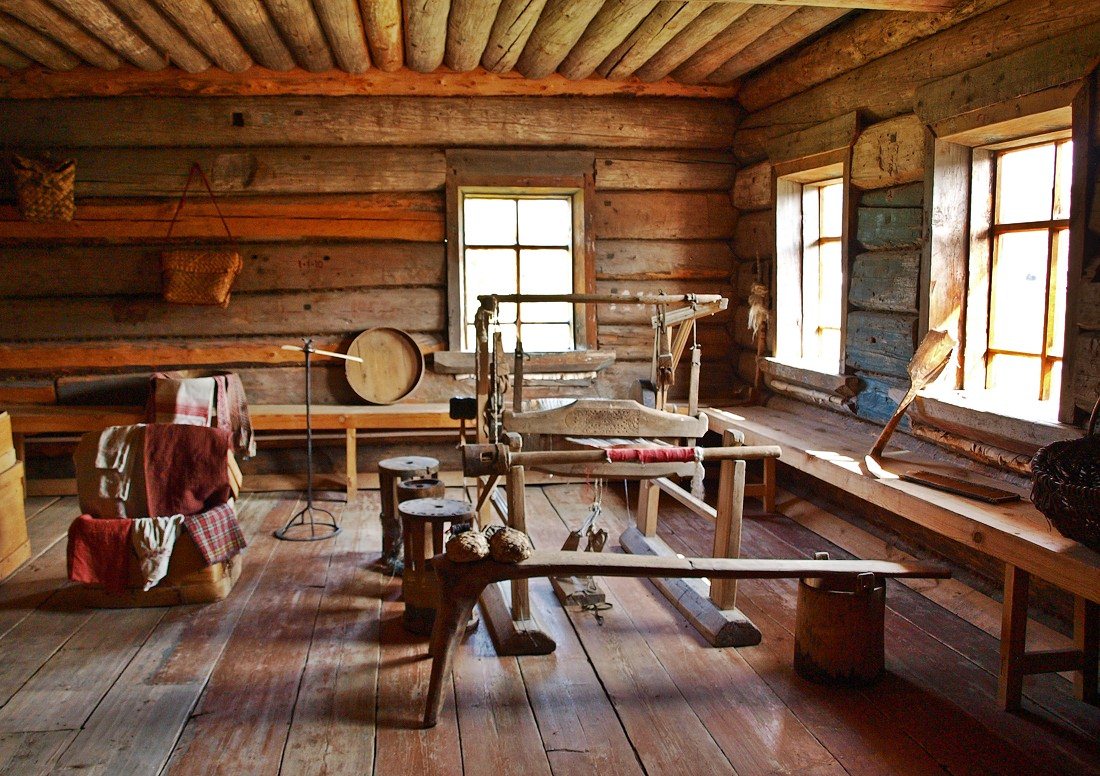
[773,147,853,377]
[925,82,1089,425]
[445,150,596,353]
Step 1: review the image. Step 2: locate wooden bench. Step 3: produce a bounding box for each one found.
[422,550,950,727]
[704,401,1100,711]
[6,403,461,498]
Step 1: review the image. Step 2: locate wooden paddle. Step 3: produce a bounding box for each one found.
[869,329,956,458]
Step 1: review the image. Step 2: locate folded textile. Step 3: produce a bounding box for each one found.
[151,375,216,427]
[144,424,233,517]
[184,502,247,566]
[94,424,142,502]
[131,515,184,591]
[67,514,133,594]
[214,373,256,459]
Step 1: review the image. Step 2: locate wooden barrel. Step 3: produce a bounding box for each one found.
[794,554,885,686]
[345,327,424,404]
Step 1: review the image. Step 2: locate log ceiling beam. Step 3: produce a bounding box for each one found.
[0,39,31,68]
[313,0,371,73]
[403,0,450,73]
[558,0,658,81]
[0,12,80,69]
[598,2,707,80]
[706,5,847,83]
[481,0,547,73]
[516,0,606,80]
[445,0,501,72]
[45,0,167,70]
[151,0,258,72]
[634,2,748,82]
[202,0,291,71]
[737,0,1008,110]
[672,4,795,83]
[262,0,335,71]
[360,0,403,71]
[704,0,956,8]
[0,63,740,98]
[107,0,212,73]
[0,0,123,69]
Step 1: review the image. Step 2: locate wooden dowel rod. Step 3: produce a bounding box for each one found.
[280,344,364,363]
[477,293,725,307]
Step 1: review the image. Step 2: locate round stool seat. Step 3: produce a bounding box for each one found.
[399,498,476,635]
[399,497,475,522]
[377,456,440,574]
[397,478,446,502]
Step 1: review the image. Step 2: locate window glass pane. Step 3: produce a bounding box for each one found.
[817,240,843,328]
[463,197,517,245]
[518,248,573,323]
[518,198,572,246]
[986,353,1041,395]
[1053,140,1073,220]
[520,323,573,352]
[465,324,477,351]
[988,230,1048,354]
[464,248,517,324]
[819,182,843,239]
[996,144,1055,224]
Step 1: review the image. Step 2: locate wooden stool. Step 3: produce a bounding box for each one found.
[377,455,438,573]
[400,497,476,635]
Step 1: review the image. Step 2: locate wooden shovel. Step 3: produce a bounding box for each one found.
[869,330,956,458]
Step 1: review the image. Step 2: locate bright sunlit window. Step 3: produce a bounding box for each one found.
[981,138,1071,402]
[459,192,576,352]
[776,174,845,374]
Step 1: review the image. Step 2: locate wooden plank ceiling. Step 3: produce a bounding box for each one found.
[0,0,959,94]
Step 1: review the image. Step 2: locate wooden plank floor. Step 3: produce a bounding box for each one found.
[0,485,1097,775]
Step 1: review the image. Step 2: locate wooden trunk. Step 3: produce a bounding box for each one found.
[76,530,242,608]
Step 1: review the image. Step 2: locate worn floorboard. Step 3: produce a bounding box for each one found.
[0,485,1095,776]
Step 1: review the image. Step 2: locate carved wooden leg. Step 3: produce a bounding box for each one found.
[762,456,776,513]
[424,580,481,728]
[345,429,357,503]
[998,564,1030,711]
[1074,596,1099,704]
[710,459,745,610]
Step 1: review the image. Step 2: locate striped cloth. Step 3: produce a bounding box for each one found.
[183,502,247,566]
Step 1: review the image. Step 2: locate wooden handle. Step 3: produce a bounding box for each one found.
[280,344,364,363]
[869,385,919,458]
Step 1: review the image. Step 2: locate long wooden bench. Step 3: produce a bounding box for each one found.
[422,550,950,727]
[704,401,1100,711]
[6,403,461,498]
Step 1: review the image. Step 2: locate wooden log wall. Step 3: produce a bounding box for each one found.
[0,95,738,408]
[729,0,1100,464]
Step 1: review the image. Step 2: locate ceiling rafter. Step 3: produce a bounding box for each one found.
[558,0,658,81]
[0,0,122,69]
[672,4,795,83]
[107,0,213,73]
[45,0,167,70]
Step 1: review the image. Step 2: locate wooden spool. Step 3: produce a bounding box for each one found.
[794,553,885,686]
[399,497,476,635]
[345,327,424,405]
[377,455,439,573]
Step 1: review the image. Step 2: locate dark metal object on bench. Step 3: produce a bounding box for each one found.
[422,550,950,727]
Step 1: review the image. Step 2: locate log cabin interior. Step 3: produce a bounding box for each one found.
[0,0,1097,773]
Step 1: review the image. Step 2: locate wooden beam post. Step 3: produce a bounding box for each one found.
[998,563,1030,710]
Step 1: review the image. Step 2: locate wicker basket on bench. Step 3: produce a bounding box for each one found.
[1031,397,1100,552]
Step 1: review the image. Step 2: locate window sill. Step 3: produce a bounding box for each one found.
[431,349,616,376]
[760,358,860,399]
[910,390,1082,455]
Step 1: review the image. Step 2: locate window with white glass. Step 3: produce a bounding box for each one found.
[977,137,1072,402]
[459,192,577,353]
[775,169,846,374]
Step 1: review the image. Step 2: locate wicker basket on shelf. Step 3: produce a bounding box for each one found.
[1031,397,1100,552]
[160,163,241,308]
[10,154,75,222]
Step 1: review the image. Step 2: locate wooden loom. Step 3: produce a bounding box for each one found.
[471,292,775,653]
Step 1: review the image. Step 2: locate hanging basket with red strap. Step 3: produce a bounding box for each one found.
[160,163,242,308]
[1031,397,1100,552]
